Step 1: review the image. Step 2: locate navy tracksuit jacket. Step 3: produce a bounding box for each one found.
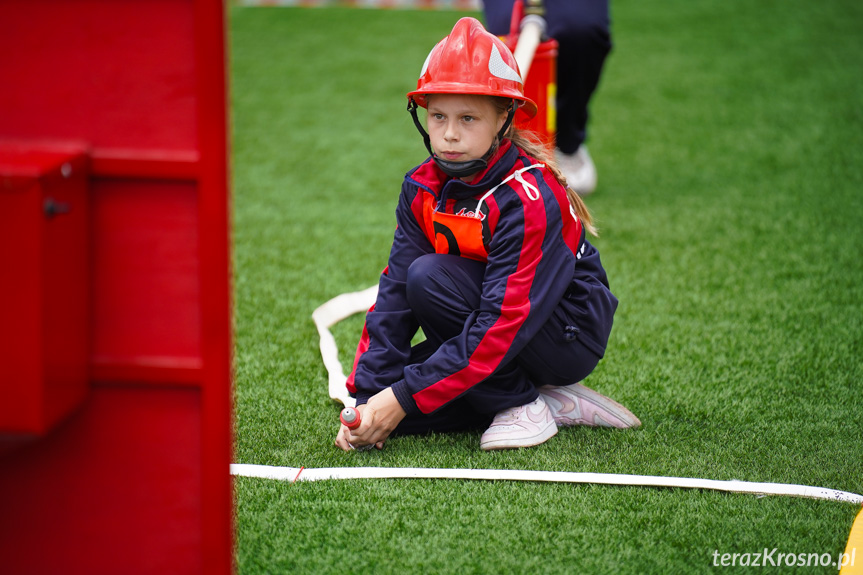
[348,141,617,430]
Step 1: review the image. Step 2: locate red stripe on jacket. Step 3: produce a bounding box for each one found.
[412,168,549,412]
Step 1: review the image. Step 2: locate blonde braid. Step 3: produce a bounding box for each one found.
[491,98,598,237]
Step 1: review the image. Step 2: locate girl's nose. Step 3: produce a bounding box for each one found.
[444,120,459,141]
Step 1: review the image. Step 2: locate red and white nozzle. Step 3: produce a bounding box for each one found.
[340,407,361,430]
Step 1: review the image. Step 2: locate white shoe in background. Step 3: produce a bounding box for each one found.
[556,145,597,196]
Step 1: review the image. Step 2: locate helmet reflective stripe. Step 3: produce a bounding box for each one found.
[488,44,523,84]
[418,43,437,79]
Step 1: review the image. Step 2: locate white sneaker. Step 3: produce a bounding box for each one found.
[539,383,641,428]
[555,145,597,196]
[480,396,558,451]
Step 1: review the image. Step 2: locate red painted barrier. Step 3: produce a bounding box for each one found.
[0,0,233,573]
[0,144,90,438]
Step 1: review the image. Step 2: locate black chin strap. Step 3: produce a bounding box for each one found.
[408,98,516,179]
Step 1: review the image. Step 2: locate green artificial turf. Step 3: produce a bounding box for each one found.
[230,1,863,572]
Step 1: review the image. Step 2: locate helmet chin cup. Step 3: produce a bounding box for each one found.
[432,156,488,179]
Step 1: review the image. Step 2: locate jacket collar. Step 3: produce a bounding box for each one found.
[408,140,519,199]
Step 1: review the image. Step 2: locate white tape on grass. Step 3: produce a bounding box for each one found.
[231,464,863,504]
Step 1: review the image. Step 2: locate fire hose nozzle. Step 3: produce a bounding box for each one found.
[520,14,548,38]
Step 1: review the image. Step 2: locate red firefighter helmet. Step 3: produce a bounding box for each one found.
[407,17,538,119]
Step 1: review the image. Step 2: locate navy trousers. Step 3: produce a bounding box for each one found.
[483,0,612,154]
[393,254,600,435]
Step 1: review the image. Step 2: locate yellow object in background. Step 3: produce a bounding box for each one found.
[840,506,863,574]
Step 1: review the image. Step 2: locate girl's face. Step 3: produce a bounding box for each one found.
[426,94,507,178]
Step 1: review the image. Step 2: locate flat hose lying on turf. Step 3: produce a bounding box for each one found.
[231,464,863,504]
[311,284,377,408]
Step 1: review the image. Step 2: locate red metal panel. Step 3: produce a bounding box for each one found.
[0,386,203,575]
[89,178,202,368]
[192,0,236,570]
[0,144,89,435]
[0,0,197,151]
[0,0,207,380]
[90,149,201,181]
[0,175,43,432]
[40,152,90,429]
[0,0,233,572]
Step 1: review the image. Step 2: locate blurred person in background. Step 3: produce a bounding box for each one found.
[483,0,611,195]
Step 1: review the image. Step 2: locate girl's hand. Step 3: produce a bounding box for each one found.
[336,404,374,451]
[334,388,406,451]
[333,403,387,452]
[334,421,363,451]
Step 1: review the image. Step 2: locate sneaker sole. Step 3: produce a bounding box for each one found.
[480,422,558,451]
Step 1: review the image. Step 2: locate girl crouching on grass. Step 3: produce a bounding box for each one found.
[335,17,639,452]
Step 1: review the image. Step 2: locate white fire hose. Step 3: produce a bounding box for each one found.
[231,464,863,504]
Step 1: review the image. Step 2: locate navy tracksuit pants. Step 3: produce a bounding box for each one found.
[482,0,612,154]
[394,254,600,435]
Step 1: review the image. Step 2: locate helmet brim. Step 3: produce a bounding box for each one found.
[407,87,538,120]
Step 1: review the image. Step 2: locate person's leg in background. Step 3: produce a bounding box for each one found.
[483,0,611,194]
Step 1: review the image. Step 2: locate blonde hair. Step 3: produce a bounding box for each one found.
[492,98,598,237]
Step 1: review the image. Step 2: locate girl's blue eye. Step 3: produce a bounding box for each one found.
[463,116,474,122]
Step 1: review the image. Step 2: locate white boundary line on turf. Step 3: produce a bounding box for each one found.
[230,464,863,504]
[302,290,863,505]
